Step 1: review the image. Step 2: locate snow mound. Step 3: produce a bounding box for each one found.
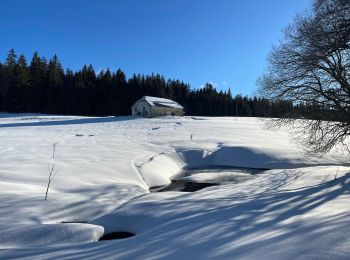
[136,153,185,188]
[0,223,103,248]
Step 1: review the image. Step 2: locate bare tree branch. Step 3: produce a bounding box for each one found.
[259,0,350,155]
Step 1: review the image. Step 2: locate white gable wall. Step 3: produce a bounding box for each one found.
[131,101,151,117]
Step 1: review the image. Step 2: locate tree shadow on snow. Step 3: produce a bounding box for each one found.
[0,116,139,128]
[3,171,350,259]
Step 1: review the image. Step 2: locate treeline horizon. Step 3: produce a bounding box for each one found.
[0,49,301,117]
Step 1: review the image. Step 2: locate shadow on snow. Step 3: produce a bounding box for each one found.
[0,116,139,128]
[3,171,350,259]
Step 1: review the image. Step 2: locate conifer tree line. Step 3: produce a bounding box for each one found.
[0,49,301,117]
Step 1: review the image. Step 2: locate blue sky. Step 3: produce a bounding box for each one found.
[0,0,311,95]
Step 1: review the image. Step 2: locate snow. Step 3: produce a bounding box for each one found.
[181,169,254,183]
[0,223,103,248]
[140,96,184,108]
[136,152,185,187]
[0,113,349,259]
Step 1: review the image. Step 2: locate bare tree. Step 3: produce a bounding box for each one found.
[45,143,60,200]
[259,0,350,155]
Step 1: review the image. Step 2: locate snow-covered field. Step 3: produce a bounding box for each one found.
[0,114,349,259]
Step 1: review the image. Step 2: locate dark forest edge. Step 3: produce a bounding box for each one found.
[0,49,315,117]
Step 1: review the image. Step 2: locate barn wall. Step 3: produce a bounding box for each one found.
[150,107,184,117]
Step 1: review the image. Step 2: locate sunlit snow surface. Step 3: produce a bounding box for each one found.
[0,113,349,259]
[183,170,253,184]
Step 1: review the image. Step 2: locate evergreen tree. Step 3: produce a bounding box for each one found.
[30,52,48,112]
[63,68,75,114]
[114,68,127,114]
[3,49,18,111]
[45,54,64,113]
[5,49,17,68]
[0,63,5,111]
[0,49,318,118]
[10,54,32,111]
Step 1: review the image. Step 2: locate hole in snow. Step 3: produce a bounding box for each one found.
[60,221,87,224]
[152,180,219,192]
[151,166,268,192]
[99,231,135,241]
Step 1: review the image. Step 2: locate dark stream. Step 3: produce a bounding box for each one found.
[150,166,268,192]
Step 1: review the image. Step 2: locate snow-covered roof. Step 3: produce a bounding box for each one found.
[135,96,184,109]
